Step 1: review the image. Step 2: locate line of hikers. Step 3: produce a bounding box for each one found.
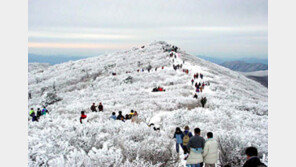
[29,107,49,122]
[152,86,166,92]
[173,126,266,167]
[109,110,140,123]
[79,109,140,124]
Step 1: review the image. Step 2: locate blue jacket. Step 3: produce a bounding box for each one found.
[110,115,117,120]
[174,133,183,144]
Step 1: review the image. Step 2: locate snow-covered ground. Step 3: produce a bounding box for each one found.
[28,41,268,167]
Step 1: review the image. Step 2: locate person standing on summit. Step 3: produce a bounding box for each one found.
[98,102,103,112]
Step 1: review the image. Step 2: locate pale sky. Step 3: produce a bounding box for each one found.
[28,0,268,58]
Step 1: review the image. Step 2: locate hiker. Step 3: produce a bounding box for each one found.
[152,87,159,92]
[243,147,266,167]
[117,111,124,120]
[191,79,194,85]
[201,97,207,108]
[41,107,48,115]
[173,127,184,153]
[193,94,198,99]
[29,108,35,117]
[162,66,164,69]
[29,108,38,122]
[202,132,218,167]
[37,108,42,118]
[195,83,198,88]
[186,128,206,167]
[131,111,139,123]
[28,92,32,99]
[200,74,204,79]
[137,69,140,72]
[155,67,158,71]
[129,110,134,117]
[158,87,164,91]
[200,87,203,92]
[80,111,87,124]
[90,103,97,112]
[125,114,130,120]
[173,65,177,71]
[156,86,165,92]
[196,87,200,93]
[182,126,193,154]
[110,112,117,120]
[98,102,103,112]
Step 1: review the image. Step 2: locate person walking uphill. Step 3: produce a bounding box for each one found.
[202,132,218,167]
[182,126,193,154]
[98,102,103,112]
[186,128,206,167]
[173,127,184,154]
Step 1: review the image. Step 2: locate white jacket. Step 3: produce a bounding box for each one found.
[202,139,219,164]
[186,148,203,164]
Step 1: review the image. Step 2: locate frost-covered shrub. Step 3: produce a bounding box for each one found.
[28,116,179,167]
[218,135,245,167]
[42,92,62,107]
[123,76,133,84]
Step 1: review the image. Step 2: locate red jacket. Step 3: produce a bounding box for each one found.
[80,114,87,123]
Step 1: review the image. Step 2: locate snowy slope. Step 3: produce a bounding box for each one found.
[28,41,268,167]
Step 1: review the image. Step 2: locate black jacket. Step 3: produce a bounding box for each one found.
[98,105,103,111]
[243,157,266,167]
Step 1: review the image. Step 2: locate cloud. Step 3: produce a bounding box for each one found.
[28,0,267,58]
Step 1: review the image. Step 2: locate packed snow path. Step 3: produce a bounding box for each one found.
[28,41,268,167]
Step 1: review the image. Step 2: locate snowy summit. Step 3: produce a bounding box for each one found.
[28,41,268,166]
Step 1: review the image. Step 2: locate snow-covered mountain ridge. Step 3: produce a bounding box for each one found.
[28,41,268,167]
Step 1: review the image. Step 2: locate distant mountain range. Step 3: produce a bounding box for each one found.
[197,55,268,87]
[28,54,94,65]
[240,70,268,88]
[220,61,268,72]
[198,55,268,65]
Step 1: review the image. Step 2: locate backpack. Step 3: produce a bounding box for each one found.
[183,133,190,146]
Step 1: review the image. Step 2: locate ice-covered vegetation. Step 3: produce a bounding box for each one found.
[28,41,268,166]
